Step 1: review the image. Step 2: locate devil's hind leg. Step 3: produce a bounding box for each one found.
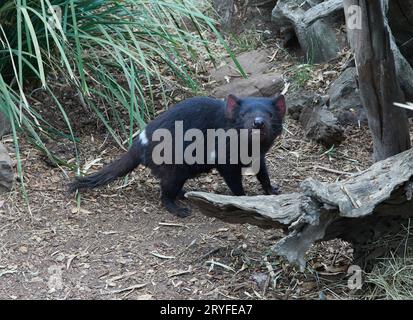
[160,173,190,218]
[256,156,281,195]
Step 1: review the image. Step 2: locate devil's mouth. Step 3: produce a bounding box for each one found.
[260,132,268,141]
[255,130,270,142]
[246,128,271,141]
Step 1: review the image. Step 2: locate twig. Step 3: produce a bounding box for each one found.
[341,186,361,208]
[102,283,147,295]
[122,130,142,146]
[177,239,197,257]
[106,271,137,284]
[198,247,222,261]
[282,124,294,136]
[158,222,187,228]
[150,251,175,260]
[0,270,18,277]
[269,49,279,62]
[66,254,77,270]
[263,257,277,289]
[206,259,235,273]
[217,291,238,299]
[168,266,193,278]
[314,165,353,176]
[281,81,291,95]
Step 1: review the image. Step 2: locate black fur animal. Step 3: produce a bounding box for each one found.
[69,94,286,217]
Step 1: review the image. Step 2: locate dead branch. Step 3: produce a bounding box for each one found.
[186,148,413,270]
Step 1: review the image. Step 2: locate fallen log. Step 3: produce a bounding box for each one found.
[186,148,413,271]
[271,0,344,62]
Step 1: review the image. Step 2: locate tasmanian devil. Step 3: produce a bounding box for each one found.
[69,94,286,217]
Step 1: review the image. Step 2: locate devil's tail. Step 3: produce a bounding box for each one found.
[69,142,141,193]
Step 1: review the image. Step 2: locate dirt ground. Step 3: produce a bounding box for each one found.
[0,115,374,299]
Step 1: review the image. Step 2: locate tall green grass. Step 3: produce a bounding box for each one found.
[0,0,244,189]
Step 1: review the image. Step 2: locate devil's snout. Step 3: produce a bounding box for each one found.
[253,117,265,129]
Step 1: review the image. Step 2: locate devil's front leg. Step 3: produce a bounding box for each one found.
[256,156,281,195]
[217,165,245,196]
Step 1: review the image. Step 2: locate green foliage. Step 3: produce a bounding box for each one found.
[321,144,337,162]
[291,64,313,88]
[230,28,264,54]
[0,0,243,187]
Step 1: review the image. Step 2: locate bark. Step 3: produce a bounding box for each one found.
[343,0,411,161]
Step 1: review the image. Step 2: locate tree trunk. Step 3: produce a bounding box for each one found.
[343,0,411,161]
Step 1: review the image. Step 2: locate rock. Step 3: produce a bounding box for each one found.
[305,18,341,62]
[212,72,284,98]
[299,104,345,147]
[0,112,11,137]
[327,67,367,126]
[0,142,13,193]
[211,49,284,99]
[271,0,345,63]
[286,90,318,120]
[210,49,274,84]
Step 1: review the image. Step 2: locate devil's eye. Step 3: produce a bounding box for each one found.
[268,112,273,118]
[240,112,246,117]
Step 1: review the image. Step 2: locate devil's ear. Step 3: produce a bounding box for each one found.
[225,94,240,119]
[273,94,286,117]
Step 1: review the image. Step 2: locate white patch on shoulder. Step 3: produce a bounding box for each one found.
[139,130,148,145]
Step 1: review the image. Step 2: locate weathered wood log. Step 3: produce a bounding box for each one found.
[344,0,411,161]
[271,0,344,62]
[186,148,413,270]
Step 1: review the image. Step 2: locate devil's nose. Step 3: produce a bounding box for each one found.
[253,117,265,129]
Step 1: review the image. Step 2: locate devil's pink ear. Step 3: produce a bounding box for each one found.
[225,94,240,119]
[273,94,286,117]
